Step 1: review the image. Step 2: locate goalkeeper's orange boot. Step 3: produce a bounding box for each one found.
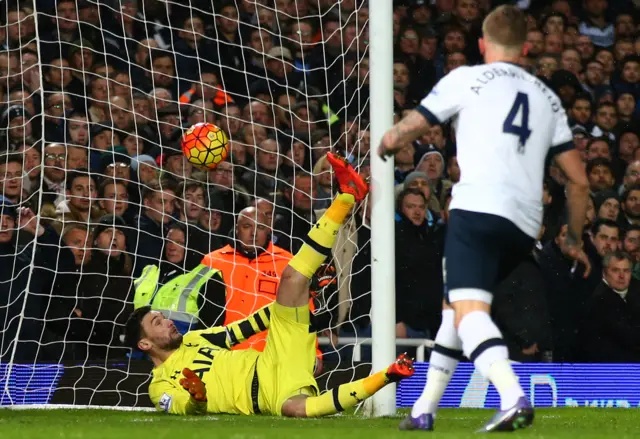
[326,152,369,202]
[385,353,415,383]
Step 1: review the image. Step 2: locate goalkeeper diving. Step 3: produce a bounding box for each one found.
[124,153,414,417]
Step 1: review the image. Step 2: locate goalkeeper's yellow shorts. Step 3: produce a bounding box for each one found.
[255,302,319,415]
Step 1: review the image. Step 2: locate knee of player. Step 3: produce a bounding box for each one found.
[451,300,491,328]
[281,397,309,418]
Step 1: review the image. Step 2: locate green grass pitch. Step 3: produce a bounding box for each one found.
[1,408,639,439]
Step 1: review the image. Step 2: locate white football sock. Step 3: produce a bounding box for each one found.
[411,309,462,417]
[458,310,524,410]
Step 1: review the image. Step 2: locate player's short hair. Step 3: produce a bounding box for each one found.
[482,5,527,53]
[124,306,152,350]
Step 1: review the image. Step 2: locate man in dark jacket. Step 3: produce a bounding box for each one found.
[581,251,640,362]
[539,220,590,362]
[0,197,60,362]
[394,188,444,340]
[130,184,176,277]
[493,246,552,362]
[273,172,318,254]
[584,218,621,294]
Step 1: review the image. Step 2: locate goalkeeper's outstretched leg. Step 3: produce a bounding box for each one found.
[266,153,414,418]
[276,152,368,309]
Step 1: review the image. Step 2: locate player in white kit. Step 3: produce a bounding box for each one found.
[378,5,591,433]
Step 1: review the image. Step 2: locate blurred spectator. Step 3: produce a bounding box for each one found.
[585,218,621,293]
[162,147,193,183]
[493,234,552,363]
[66,113,90,147]
[98,179,132,225]
[582,252,640,362]
[53,169,104,233]
[622,225,640,280]
[241,138,283,200]
[274,172,318,254]
[67,146,89,171]
[205,160,250,236]
[41,224,92,361]
[394,188,444,341]
[585,137,612,161]
[593,190,620,221]
[587,158,615,193]
[83,215,133,359]
[312,155,333,210]
[0,199,60,362]
[414,147,452,207]
[394,143,416,184]
[540,219,589,362]
[621,185,640,226]
[130,182,175,277]
[402,171,443,214]
[1,105,33,151]
[40,143,68,209]
[131,154,160,186]
[175,180,212,265]
[0,153,24,204]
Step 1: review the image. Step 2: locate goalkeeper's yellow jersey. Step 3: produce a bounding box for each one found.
[148,306,271,415]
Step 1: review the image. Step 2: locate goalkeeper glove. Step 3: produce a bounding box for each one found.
[310,263,337,298]
[180,368,207,402]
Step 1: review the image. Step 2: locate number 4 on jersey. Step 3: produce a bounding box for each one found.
[503,92,532,153]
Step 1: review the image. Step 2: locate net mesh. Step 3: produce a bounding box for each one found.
[0,0,376,406]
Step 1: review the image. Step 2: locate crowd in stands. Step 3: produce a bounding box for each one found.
[0,0,639,365]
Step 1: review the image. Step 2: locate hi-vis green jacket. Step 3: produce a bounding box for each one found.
[133,264,225,328]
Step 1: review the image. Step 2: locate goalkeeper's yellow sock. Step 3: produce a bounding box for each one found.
[304,370,390,417]
[288,193,355,278]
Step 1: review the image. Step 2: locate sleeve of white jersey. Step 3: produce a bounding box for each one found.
[548,107,574,157]
[417,67,468,125]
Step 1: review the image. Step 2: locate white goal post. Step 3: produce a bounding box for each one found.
[368,0,397,418]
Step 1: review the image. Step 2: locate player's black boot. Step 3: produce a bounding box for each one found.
[480,396,534,432]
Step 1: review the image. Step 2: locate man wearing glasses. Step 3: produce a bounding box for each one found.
[42,143,68,207]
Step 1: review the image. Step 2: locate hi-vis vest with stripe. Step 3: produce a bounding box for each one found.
[133,264,220,324]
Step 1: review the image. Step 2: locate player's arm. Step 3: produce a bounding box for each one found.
[378,67,466,160]
[550,109,592,277]
[378,110,431,159]
[149,373,207,415]
[196,304,272,349]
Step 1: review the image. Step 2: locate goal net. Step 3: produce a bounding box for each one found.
[0,0,383,408]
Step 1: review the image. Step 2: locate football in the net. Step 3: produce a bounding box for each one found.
[181,122,229,170]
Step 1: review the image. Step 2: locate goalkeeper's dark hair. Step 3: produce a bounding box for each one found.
[125,306,152,350]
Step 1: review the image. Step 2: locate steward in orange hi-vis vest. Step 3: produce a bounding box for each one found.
[202,242,305,352]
